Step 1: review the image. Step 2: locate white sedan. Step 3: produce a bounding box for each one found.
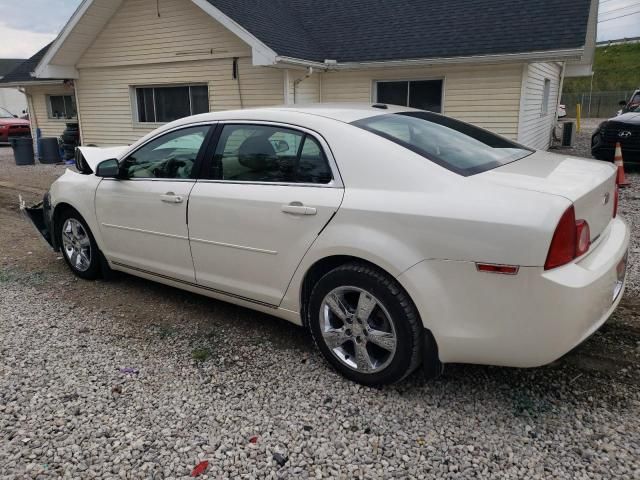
[23,104,629,386]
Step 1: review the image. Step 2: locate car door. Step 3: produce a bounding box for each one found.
[95,124,212,282]
[188,122,344,306]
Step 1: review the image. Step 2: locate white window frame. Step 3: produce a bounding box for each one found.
[46,94,77,120]
[372,78,446,114]
[131,84,210,125]
[541,78,551,116]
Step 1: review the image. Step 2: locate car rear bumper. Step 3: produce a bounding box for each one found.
[399,217,630,367]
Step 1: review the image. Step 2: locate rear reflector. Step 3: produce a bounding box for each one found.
[575,220,590,257]
[476,264,519,275]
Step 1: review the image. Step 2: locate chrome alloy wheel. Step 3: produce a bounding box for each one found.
[61,218,92,272]
[319,286,398,373]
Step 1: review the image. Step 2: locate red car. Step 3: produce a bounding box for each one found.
[0,107,30,144]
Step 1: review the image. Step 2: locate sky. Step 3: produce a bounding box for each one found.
[0,0,638,59]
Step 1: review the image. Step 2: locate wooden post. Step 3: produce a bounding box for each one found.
[576,104,581,133]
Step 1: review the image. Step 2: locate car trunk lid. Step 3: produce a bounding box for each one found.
[478,151,617,241]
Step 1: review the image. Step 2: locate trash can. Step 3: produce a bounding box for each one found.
[9,137,35,166]
[39,137,62,164]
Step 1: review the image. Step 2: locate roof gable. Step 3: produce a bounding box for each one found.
[77,0,250,69]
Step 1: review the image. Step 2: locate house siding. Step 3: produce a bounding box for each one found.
[321,63,524,139]
[24,84,75,138]
[74,0,284,146]
[288,70,321,104]
[77,0,250,68]
[517,62,562,150]
[76,58,284,145]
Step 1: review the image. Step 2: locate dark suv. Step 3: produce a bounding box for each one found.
[592,104,640,165]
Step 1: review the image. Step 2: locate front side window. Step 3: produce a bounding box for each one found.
[210,124,332,184]
[135,85,209,123]
[48,95,76,119]
[376,80,443,113]
[352,112,533,176]
[121,125,210,179]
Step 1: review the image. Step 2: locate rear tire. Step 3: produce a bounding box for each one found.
[307,262,428,386]
[57,210,101,280]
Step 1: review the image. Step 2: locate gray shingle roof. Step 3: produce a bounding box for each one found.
[0,43,58,84]
[208,0,592,63]
[0,59,25,77]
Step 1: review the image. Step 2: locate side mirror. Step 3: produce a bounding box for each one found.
[619,100,628,107]
[95,158,120,178]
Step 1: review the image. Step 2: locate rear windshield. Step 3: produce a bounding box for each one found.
[352,111,533,176]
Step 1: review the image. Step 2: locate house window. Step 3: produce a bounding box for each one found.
[376,80,443,113]
[541,78,551,116]
[48,95,76,119]
[135,85,209,123]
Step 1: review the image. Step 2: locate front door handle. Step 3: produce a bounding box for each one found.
[281,202,317,216]
[160,192,184,204]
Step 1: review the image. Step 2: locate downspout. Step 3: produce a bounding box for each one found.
[293,67,314,104]
[19,87,38,157]
[550,61,566,148]
[71,80,84,146]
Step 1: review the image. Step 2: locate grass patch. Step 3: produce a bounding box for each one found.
[191,347,212,363]
[157,325,178,339]
[564,43,640,93]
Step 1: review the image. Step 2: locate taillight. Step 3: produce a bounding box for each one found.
[613,185,619,218]
[544,206,591,270]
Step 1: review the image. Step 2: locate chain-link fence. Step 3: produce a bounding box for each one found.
[561,90,635,118]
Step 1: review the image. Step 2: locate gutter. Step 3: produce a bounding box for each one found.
[0,80,66,88]
[276,48,585,71]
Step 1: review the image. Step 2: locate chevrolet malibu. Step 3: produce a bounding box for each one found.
[23,104,629,386]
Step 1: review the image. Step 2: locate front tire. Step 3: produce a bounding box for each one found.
[57,210,101,280]
[308,262,425,386]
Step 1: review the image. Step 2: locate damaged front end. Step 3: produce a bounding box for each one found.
[19,192,56,250]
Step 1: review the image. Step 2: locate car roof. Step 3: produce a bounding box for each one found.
[261,103,419,123]
[171,103,417,127]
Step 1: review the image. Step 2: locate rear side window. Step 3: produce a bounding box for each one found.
[211,124,332,184]
[352,112,533,176]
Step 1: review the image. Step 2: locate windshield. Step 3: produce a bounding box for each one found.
[352,112,533,176]
[0,107,15,119]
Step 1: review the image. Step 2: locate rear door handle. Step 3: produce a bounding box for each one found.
[160,193,184,204]
[281,203,317,216]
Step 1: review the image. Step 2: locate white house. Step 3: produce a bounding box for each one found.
[0,0,597,150]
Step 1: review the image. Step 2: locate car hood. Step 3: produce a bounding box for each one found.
[0,118,29,126]
[610,112,640,124]
[477,150,617,241]
[77,145,129,171]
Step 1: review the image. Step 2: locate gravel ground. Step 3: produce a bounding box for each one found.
[1,126,640,479]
